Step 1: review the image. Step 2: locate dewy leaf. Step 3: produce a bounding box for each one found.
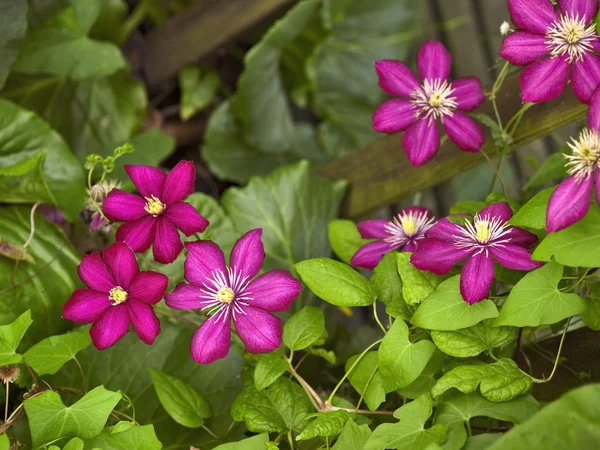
[212,433,269,450]
[582,281,600,330]
[430,320,516,358]
[397,252,442,305]
[23,386,122,447]
[254,352,289,391]
[431,359,533,403]
[150,368,212,429]
[80,423,162,450]
[495,261,586,327]
[295,258,375,307]
[23,330,91,375]
[487,384,600,450]
[0,310,32,366]
[0,99,85,220]
[364,393,447,450]
[0,0,27,90]
[296,410,352,440]
[397,350,443,400]
[179,66,219,121]
[378,320,436,392]
[346,352,386,411]
[332,420,372,450]
[283,306,325,350]
[410,276,499,331]
[533,206,600,267]
[509,187,554,231]
[328,219,367,264]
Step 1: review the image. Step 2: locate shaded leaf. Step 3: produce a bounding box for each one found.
[297,410,352,440]
[179,66,219,120]
[523,151,567,193]
[582,281,600,330]
[212,433,270,450]
[0,0,27,90]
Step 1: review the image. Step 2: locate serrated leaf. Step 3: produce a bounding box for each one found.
[283,306,325,350]
[254,352,289,391]
[346,352,386,411]
[0,310,32,366]
[81,423,162,450]
[212,433,270,450]
[509,187,554,231]
[328,219,367,264]
[397,350,444,400]
[397,252,442,305]
[297,410,352,440]
[332,420,372,450]
[430,321,516,358]
[23,330,91,375]
[179,66,219,120]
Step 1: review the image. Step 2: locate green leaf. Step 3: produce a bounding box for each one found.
[332,419,371,450]
[24,385,122,447]
[212,433,270,450]
[487,384,600,450]
[431,359,533,402]
[582,281,600,330]
[23,330,91,375]
[283,306,325,350]
[254,352,289,391]
[0,0,27,90]
[81,423,162,450]
[0,434,7,450]
[509,187,554,231]
[297,410,352,440]
[150,368,212,429]
[450,201,486,216]
[364,394,447,450]
[179,66,219,120]
[328,219,367,264]
[397,252,442,305]
[306,346,336,364]
[523,152,567,192]
[89,0,127,43]
[464,434,501,450]
[410,276,499,331]
[533,205,600,267]
[63,437,84,450]
[345,352,386,411]
[430,321,516,358]
[495,261,586,327]
[372,253,403,304]
[0,310,32,366]
[295,258,375,307]
[0,99,85,220]
[397,350,443,400]
[378,319,436,392]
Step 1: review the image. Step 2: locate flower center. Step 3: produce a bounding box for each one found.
[411,79,458,122]
[474,221,492,244]
[109,286,128,306]
[546,13,597,63]
[217,286,235,304]
[401,217,417,236]
[144,195,166,216]
[455,214,512,250]
[384,210,435,245]
[564,128,600,181]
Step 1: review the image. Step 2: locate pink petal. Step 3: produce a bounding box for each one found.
[410,239,471,275]
[490,245,542,271]
[125,165,166,198]
[90,305,130,350]
[372,99,417,133]
[417,41,452,81]
[402,206,435,220]
[589,86,600,131]
[184,240,228,287]
[234,306,282,354]
[102,189,148,222]
[402,119,440,166]
[162,160,196,205]
[127,298,160,345]
[165,283,204,310]
[129,271,169,305]
[116,216,157,253]
[77,252,115,293]
[426,217,463,241]
[63,289,111,323]
[505,227,539,248]
[403,240,419,252]
[374,60,420,97]
[164,202,209,236]
[477,202,513,222]
[460,251,495,304]
[152,217,184,264]
[591,35,600,52]
[350,240,398,271]
[519,56,570,103]
[102,242,139,289]
[508,0,558,35]
[451,77,485,112]
[357,220,391,239]
[558,0,599,22]
[547,175,593,232]
[230,229,265,282]
[242,270,302,312]
[190,312,232,364]
[443,112,485,152]
[499,31,550,66]
[572,53,600,104]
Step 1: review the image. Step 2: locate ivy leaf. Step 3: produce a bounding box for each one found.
[397,253,442,305]
[328,219,367,264]
[23,330,91,375]
[431,359,533,402]
[430,320,516,358]
[495,261,586,327]
[523,152,567,193]
[295,258,375,307]
[364,394,447,450]
[509,187,554,231]
[582,281,600,330]
[332,420,371,450]
[410,276,498,331]
[0,310,32,366]
[345,352,386,411]
[397,350,444,400]
[254,352,289,391]
[150,368,212,429]
[378,320,436,392]
[24,386,122,447]
[212,433,270,450]
[297,410,352,440]
[179,66,219,121]
[81,423,162,450]
[0,0,27,90]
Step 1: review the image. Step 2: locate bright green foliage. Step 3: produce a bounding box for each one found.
[296,410,353,440]
[254,352,289,391]
[328,219,367,264]
[0,309,32,366]
[81,423,162,450]
[0,434,7,450]
[431,321,516,358]
[24,330,91,375]
[345,352,386,410]
[213,433,270,450]
[179,66,220,120]
[509,187,554,231]
[371,252,402,302]
[397,350,443,400]
[332,420,372,450]
[397,253,442,305]
[283,306,325,350]
[63,438,84,450]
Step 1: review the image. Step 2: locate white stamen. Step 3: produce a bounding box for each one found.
[564,128,600,181]
[384,210,436,246]
[500,21,510,36]
[196,267,254,319]
[454,214,512,254]
[411,79,458,123]
[546,13,597,63]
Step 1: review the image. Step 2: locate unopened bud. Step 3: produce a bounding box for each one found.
[500,21,510,36]
[90,184,106,203]
[0,365,20,383]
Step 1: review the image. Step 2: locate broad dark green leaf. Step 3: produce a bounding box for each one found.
[0,310,32,366]
[283,306,325,350]
[396,350,443,400]
[212,433,270,450]
[509,187,554,231]
[430,320,516,358]
[346,352,386,411]
[328,219,367,265]
[582,281,600,330]
[89,0,127,43]
[179,66,219,120]
[297,410,352,440]
[81,423,162,450]
[0,0,27,90]
[23,330,91,375]
[254,352,289,391]
[332,420,372,450]
[397,252,441,305]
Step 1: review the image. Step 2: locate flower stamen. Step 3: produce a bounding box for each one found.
[384,210,435,246]
[564,128,600,181]
[546,13,597,63]
[109,286,128,306]
[217,287,235,304]
[144,195,166,216]
[455,214,512,252]
[411,79,458,122]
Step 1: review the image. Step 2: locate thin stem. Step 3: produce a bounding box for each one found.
[480,149,507,194]
[287,364,324,411]
[72,356,87,394]
[466,419,473,437]
[373,303,387,334]
[488,154,506,194]
[120,1,148,43]
[288,430,295,450]
[202,425,219,439]
[505,102,533,134]
[529,317,572,384]
[294,353,310,372]
[355,365,378,412]
[4,381,9,422]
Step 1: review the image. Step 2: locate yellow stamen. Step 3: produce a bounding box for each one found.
[109,286,128,306]
[144,195,166,216]
[401,217,417,237]
[475,221,491,244]
[217,287,235,304]
[428,92,442,107]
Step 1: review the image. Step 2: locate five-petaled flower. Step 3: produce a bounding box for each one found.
[411,203,541,304]
[500,0,600,104]
[165,229,302,364]
[63,242,168,350]
[351,207,436,270]
[103,160,209,264]
[373,40,486,166]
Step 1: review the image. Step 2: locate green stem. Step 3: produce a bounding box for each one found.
[288,430,295,450]
[373,303,387,334]
[201,425,219,439]
[529,317,572,384]
[466,419,473,437]
[480,149,507,194]
[355,365,378,412]
[120,1,148,43]
[505,102,534,134]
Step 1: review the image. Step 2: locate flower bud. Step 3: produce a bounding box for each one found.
[0,364,20,383]
[500,21,510,36]
[89,184,106,203]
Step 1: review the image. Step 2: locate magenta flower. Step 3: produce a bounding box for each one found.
[63,242,168,350]
[103,160,209,264]
[165,229,302,364]
[499,0,600,104]
[411,203,540,304]
[351,207,436,270]
[373,40,485,166]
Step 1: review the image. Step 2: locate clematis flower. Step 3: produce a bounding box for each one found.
[103,160,209,264]
[411,203,540,304]
[499,0,600,104]
[350,207,436,270]
[165,229,302,364]
[373,40,486,166]
[63,242,168,350]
